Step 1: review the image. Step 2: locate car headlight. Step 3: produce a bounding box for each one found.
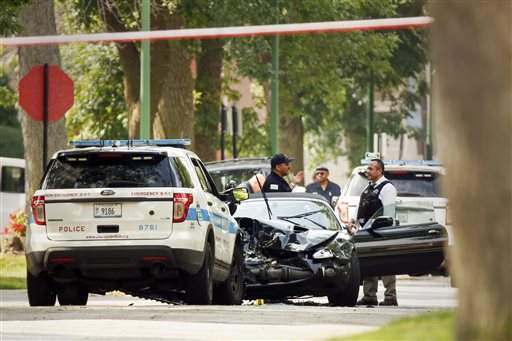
[313,249,335,259]
[312,238,354,261]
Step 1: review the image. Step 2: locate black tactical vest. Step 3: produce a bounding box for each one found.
[356,180,391,226]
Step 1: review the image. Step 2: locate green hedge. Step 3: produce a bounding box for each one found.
[0,125,23,158]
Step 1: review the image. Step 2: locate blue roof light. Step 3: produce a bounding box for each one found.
[70,139,191,149]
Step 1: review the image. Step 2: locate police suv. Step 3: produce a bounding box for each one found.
[26,139,247,306]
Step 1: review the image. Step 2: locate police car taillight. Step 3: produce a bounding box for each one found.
[173,193,193,223]
[31,195,46,225]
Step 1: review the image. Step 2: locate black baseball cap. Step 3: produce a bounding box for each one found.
[315,166,329,173]
[270,153,295,168]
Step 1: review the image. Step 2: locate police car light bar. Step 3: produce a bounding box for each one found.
[70,139,191,148]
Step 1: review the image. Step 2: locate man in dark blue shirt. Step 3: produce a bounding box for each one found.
[306,166,341,206]
[262,154,295,192]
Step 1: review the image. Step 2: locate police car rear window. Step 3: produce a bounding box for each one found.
[43,153,188,189]
[346,171,442,197]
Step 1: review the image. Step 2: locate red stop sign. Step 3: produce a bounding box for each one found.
[19,65,74,121]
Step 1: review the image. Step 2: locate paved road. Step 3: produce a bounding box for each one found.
[0,276,456,340]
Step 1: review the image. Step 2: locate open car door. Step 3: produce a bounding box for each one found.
[353,218,447,278]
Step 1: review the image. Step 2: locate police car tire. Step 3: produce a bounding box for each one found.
[57,285,89,306]
[213,242,244,305]
[185,243,213,305]
[27,270,57,306]
[327,256,361,307]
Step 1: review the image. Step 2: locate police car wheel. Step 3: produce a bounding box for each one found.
[185,243,213,305]
[213,242,244,305]
[328,256,361,307]
[57,285,88,306]
[27,270,57,307]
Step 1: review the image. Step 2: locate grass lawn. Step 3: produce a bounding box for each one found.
[0,254,26,289]
[331,311,455,341]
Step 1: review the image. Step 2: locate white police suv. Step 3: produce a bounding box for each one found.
[25,139,247,306]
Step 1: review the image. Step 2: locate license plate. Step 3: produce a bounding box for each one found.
[94,203,122,218]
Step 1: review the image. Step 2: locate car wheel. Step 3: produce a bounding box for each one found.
[27,270,57,307]
[328,255,361,307]
[213,242,244,305]
[185,243,213,305]
[57,285,88,306]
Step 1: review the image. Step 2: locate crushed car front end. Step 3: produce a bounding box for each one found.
[236,214,356,300]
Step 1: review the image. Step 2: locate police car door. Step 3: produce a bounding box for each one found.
[189,158,232,267]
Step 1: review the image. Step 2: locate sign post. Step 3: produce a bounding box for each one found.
[43,63,49,170]
[19,64,74,170]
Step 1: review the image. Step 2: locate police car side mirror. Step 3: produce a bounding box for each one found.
[370,216,394,229]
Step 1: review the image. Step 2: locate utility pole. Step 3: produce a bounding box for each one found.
[367,71,374,152]
[232,105,238,158]
[220,105,227,160]
[140,0,151,139]
[270,0,279,154]
[426,63,433,159]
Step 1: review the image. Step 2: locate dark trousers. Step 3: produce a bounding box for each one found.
[362,276,397,300]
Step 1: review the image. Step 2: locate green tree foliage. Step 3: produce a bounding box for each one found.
[223,107,270,158]
[0,0,29,36]
[0,125,23,158]
[0,52,23,158]
[61,43,128,140]
[0,68,18,127]
[59,0,428,167]
[58,1,128,140]
[228,0,428,169]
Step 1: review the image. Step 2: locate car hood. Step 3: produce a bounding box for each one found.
[237,217,339,253]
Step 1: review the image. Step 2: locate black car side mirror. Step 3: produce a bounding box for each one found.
[370,216,394,229]
[221,186,249,203]
[222,187,249,215]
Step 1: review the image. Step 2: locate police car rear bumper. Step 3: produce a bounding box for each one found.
[26,246,204,280]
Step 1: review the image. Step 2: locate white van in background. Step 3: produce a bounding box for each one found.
[0,157,26,229]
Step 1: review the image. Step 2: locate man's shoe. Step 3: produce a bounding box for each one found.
[379,298,398,306]
[356,297,378,306]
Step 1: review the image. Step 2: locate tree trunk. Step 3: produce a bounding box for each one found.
[101,3,194,141]
[102,6,140,138]
[18,0,67,211]
[279,112,304,183]
[194,39,224,161]
[154,40,194,142]
[432,1,512,340]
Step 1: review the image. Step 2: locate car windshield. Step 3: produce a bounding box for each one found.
[208,168,267,191]
[346,170,443,197]
[43,153,181,189]
[234,199,340,231]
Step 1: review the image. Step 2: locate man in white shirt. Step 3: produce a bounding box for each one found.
[355,159,398,306]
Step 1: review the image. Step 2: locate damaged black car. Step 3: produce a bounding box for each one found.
[234,193,360,306]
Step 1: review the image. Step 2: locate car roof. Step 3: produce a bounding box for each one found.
[52,146,197,159]
[205,158,270,170]
[246,192,329,203]
[352,163,444,174]
[0,157,25,167]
